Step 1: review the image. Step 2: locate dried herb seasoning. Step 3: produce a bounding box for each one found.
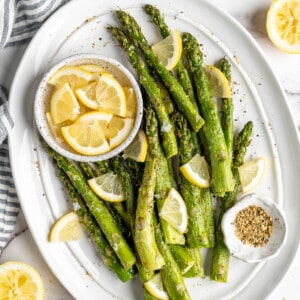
[234,205,273,247]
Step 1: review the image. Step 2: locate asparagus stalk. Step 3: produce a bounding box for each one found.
[184,248,205,278]
[107,26,177,158]
[134,108,165,271]
[153,217,191,300]
[55,166,136,282]
[210,121,253,282]
[42,141,136,270]
[94,160,111,174]
[123,158,144,188]
[182,32,235,196]
[110,156,136,232]
[109,157,159,300]
[168,245,195,275]
[156,144,186,245]
[79,161,131,229]
[173,112,209,248]
[114,10,205,132]
[218,57,234,158]
[143,4,198,108]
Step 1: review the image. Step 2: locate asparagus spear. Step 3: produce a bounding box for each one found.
[55,166,136,282]
[168,244,195,275]
[107,26,177,159]
[173,112,209,248]
[114,10,205,132]
[182,32,235,196]
[153,217,191,300]
[94,160,111,174]
[110,156,136,232]
[156,143,186,245]
[109,157,160,300]
[79,161,131,229]
[143,4,198,108]
[218,57,234,159]
[184,248,205,278]
[134,108,165,271]
[123,158,144,188]
[210,121,253,282]
[42,141,136,270]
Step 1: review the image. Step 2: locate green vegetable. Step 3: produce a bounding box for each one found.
[182,32,235,196]
[107,26,178,158]
[134,108,165,271]
[42,141,136,271]
[55,166,136,282]
[143,4,198,109]
[218,57,234,159]
[114,10,205,132]
[210,121,253,282]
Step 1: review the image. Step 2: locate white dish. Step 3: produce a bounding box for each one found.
[8,0,300,299]
[34,53,143,162]
[222,193,288,263]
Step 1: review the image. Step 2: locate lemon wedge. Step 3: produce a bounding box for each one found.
[179,154,211,188]
[238,157,266,193]
[61,111,112,155]
[152,29,182,70]
[78,64,114,80]
[48,66,93,89]
[159,188,188,233]
[49,83,80,125]
[105,116,134,149]
[75,74,126,117]
[123,130,148,162]
[0,261,45,300]
[266,0,300,53]
[123,87,137,118]
[49,211,82,242]
[144,273,169,300]
[78,64,109,73]
[204,65,232,98]
[88,172,125,202]
[46,112,64,142]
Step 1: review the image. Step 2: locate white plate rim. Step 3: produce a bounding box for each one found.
[8,0,300,299]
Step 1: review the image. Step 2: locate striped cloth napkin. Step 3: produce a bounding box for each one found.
[0,0,69,253]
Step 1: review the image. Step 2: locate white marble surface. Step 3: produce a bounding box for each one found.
[0,0,299,299]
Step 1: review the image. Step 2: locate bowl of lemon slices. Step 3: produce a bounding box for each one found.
[34,54,143,162]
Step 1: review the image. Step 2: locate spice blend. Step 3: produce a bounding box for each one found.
[233,205,273,247]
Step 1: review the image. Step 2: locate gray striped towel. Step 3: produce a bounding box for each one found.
[0,0,69,253]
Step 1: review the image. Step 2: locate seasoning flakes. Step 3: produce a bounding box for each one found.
[233,205,273,247]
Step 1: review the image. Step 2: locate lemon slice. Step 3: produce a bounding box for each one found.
[49,211,81,242]
[159,188,188,233]
[48,66,93,89]
[46,112,64,142]
[50,83,80,125]
[75,74,126,117]
[238,157,266,193]
[79,64,109,73]
[123,130,148,162]
[0,261,44,300]
[105,116,134,149]
[144,273,169,300]
[123,87,137,118]
[266,0,300,53]
[152,29,182,71]
[204,65,232,98]
[179,154,211,188]
[88,172,125,202]
[78,64,114,80]
[61,111,112,155]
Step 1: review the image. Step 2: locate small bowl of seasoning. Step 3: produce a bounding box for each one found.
[221,193,287,263]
